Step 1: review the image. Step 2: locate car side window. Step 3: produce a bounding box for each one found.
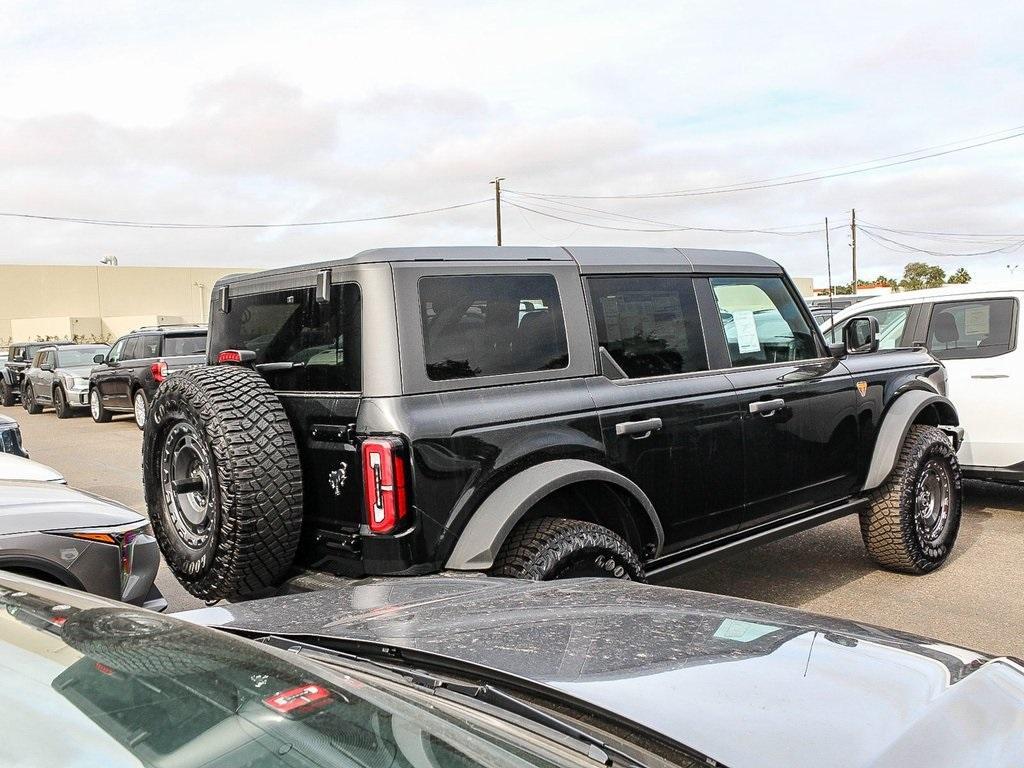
[107,338,126,363]
[139,335,162,358]
[927,298,1016,359]
[827,305,911,349]
[121,336,141,361]
[419,274,569,381]
[710,276,819,366]
[587,276,709,378]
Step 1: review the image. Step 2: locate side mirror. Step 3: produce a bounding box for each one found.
[843,316,880,354]
[41,363,53,372]
[94,353,105,364]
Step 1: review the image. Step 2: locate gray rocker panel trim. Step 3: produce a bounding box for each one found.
[445,459,665,570]
[862,391,959,491]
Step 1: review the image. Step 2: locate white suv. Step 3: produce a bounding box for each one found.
[825,285,1023,483]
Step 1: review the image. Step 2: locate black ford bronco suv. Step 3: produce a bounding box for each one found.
[142,246,964,600]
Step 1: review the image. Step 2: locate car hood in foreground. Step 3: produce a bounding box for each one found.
[0,454,64,483]
[0,480,144,534]
[180,575,1024,768]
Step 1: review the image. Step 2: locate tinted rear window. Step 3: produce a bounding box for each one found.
[210,283,360,391]
[419,274,569,381]
[162,334,207,357]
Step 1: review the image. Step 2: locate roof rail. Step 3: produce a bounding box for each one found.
[129,323,208,333]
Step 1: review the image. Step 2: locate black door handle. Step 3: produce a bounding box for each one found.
[749,398,786,415]
[615,417,663,438]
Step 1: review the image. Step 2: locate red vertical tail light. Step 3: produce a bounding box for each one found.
[361,437,408,534]
[151,360,168,383]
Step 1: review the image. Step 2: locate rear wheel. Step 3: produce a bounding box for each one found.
[132,389,148,430]
[89,388,111,423]
[861,424,963,573]
[0,380,15,407]
[142,365,303,600]
[491,517,645,581]
[24,387,42,415]
[54,386,72,419]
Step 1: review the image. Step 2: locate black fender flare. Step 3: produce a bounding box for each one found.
[444,459,664,570]
[862,391,959,491]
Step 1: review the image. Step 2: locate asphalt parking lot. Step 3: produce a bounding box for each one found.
[6,402,1023,656]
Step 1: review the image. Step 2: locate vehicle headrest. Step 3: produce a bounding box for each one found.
[932,311,960,343]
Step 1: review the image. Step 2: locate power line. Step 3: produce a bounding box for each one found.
[0,199,491,229]
[857,226,1024,258]
[508,123,1024,199]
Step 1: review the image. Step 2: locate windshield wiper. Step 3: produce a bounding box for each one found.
[254,361,306,372]
[256,635,649,768]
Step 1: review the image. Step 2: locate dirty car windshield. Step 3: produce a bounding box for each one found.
[0,582,577,768]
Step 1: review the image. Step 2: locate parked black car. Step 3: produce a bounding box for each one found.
[0,414,28,458]
[143,247,963,601]
[22,343,110,418]
[0,340,71,407]
[89,324,207,429]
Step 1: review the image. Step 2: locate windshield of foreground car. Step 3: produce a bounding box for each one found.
[0,583,586,768]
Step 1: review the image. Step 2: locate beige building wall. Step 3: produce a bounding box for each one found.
[0,265,255,344]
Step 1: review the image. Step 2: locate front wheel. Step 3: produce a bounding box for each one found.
[861,424,963,574]
[491,517,645,581]
[54,386,72,419]
[89,388,112,423]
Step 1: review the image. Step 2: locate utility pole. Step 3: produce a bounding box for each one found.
[850,208,858,294]
[491,177,505,246]
[825,217,835,316]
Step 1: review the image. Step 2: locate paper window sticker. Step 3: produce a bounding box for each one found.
[963,305,990,336]
[732,310,762,354]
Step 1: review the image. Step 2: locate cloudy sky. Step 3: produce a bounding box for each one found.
[2,1,1023,286]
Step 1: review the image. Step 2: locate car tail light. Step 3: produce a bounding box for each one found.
[217,349,256,365]
[151,360,168,383]
[361,437,408,534]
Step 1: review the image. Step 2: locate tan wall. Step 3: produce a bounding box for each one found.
[0,265,254,344]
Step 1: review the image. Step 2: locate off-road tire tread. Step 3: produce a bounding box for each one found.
[861,424,962,574]
[143,365,303,600]
[0,381,15,407]
[491,517,645,581]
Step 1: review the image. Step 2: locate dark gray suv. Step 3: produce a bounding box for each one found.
[142,247,964,601]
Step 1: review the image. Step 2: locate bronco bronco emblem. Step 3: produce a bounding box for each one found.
[328,461,348,496]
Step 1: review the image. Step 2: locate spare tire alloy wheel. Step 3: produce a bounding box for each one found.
[160,420,217,565]
[133,390,147,429]
[143,366,303,600]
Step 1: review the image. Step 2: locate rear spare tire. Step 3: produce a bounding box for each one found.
[860,424,962,574]
[143,365,303,600]
[491,517,645,581]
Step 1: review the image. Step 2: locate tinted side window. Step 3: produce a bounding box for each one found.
[210,283,361,391]
[121,336,142,361]
[162,334,207,357]
[711,277,819,366]
[927,299,1016,359]
[419,274,569,381]
[107,339,126,363]
[138,335,162,358]
[587,276,708,378]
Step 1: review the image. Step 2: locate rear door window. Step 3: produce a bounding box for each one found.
[138,335,161,358]
[162,334,207,357]
[711,277,820,366]
[587,276,708,378]
[419,274,569,381]
[926,298,1017,359]
[210,283,361,391]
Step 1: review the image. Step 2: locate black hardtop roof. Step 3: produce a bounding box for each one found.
[214,246,781,287]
